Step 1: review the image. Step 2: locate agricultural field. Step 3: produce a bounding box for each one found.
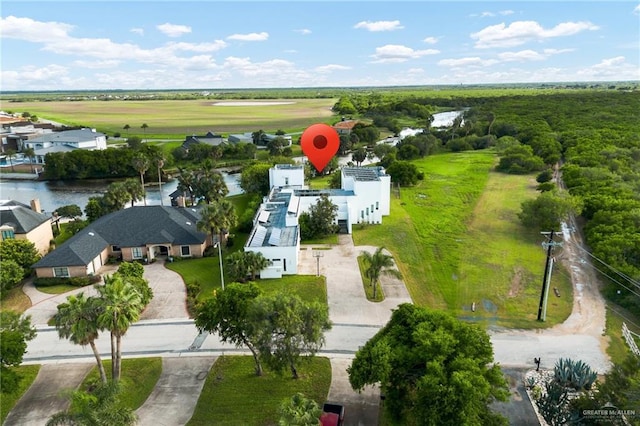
[0,98,337,137]
[353,150,573,328]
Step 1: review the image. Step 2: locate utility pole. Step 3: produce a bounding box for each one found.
[537,230,562,321]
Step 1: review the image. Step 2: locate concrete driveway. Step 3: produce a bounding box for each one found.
[139,261,189,320]
[3,363,93,426]
[135,356,216,426]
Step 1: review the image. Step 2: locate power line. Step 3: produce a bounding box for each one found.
[567,240,640,289]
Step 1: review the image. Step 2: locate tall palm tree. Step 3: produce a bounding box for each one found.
[23,147,35,173]
[140,123,148,141]
[132,153,149,206]
[361,247,402,299]
[153,152,165,206]
[96,275,144,382]
[197,200,238,290]
[194,171,229,204]
[54,293,108,384]
[123,124,130,137]
[5,149,16,172]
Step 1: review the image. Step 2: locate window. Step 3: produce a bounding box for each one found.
[111,245,121,252]
[132,247,143,259]
[366,207,369,215]
[361,210,364,219]
[283,259,287,271]
[53,267,69,278]
[376,201,379,210]
[285,177,289,185]
[1,228,15,240]
[181,246,191,256]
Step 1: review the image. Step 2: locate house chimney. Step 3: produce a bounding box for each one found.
[30,199,42,213]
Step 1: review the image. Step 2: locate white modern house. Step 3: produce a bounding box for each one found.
[244,164,390,278]
[23,129,107,164]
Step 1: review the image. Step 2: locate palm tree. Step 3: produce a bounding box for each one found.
[5,149,16,172]
[54,293,108,384]
[226,251,249,282]
[132,153,149,206]
[279,393,322,426]
[123,124,130,137]
[96,275,144,382]
[194,171,229,204]
[122,178,144,207]
[141,123,148,141]
[197,200,238,290]
[153,152,165,206]
[177,168,196,206]
[245,251,270,280]
[23,146,35,173]
[361,247,402,300]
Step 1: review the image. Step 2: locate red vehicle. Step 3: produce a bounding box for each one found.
[321,402,345,426]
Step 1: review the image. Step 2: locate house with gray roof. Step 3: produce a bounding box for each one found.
[0,199,54,255]
[23,128,107,164]
[33,206,208,278]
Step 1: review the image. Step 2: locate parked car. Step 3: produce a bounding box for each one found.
[321,402,345,426]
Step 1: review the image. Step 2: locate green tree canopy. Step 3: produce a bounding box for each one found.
[0,239,40,277]
[518,192,582,231]
[195,282,264,375]
[299,194,339,240]
[240,163,272,196]
[0,312,36,393]
[348,304,508,425]
[252,293,331,379]
[55,204,83,219]
[0,259,24,295]
[279,393,322,426]
[386,161,421,187]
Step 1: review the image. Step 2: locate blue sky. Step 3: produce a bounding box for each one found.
[1,1,639,90]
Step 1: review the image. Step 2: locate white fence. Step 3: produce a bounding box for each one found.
[622,322,640,357]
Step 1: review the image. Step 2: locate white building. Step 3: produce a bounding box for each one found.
[23,129,107,164]
[244,164,390,278]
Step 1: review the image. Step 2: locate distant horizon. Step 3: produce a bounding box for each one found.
[2,80,638,95]
[2,1,639,91]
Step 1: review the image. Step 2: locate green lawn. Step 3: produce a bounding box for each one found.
[353,151,572,328]
[187,355,331,426]
[82,358,163,410]
[0,364,41,424]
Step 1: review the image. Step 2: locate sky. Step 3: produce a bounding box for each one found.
[1,1,639,91]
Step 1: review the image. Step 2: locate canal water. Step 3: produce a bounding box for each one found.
[0,173,242,215]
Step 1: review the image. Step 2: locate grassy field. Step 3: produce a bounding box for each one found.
[0,285,32,313]
[187,355,331,426]
[0,364,41,423]
[2,98,336,137]
[353,151,573,328]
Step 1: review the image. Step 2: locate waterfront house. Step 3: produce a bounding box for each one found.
[23,128,107,164]
[32,206,208,278]
[0,199,54,255]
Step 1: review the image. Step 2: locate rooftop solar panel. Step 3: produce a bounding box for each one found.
[249,225,267,247]
[258,210,270,223]
[268,228,282,246]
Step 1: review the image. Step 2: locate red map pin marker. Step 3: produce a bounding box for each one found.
[301,123,339,173]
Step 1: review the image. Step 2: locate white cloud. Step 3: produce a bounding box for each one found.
[227,32,269,41]
[423,36,439,44]
[73,59,121,69]
[577,56,640,80]
[295,29,311,35]
[500,10,515,16]
[479,12,495,18]
[314,64,351,73]
[438,57,499,67]
[156,23,191,38]
[472,20,600,48]
[498,50,547,61]
[1,64,70,90]
[130,28,144,36]
[164,41,227,53]
[370,44,439,63]
[634,4,640,15]
[0,16,72,42]
[354,20,404,32]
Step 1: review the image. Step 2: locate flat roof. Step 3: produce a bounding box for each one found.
[342,167,385,182]
[246,189,298,248]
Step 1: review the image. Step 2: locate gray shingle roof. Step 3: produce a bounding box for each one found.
[33,206,207,268]
[0,200,50,234]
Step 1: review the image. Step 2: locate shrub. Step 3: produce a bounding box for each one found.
[34,276,101,288]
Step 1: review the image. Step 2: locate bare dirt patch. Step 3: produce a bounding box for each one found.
[508,266,525,298]
[211,101,296,106]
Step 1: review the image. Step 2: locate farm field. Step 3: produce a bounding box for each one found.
[0,98,337,136]
[353,150,573,328]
